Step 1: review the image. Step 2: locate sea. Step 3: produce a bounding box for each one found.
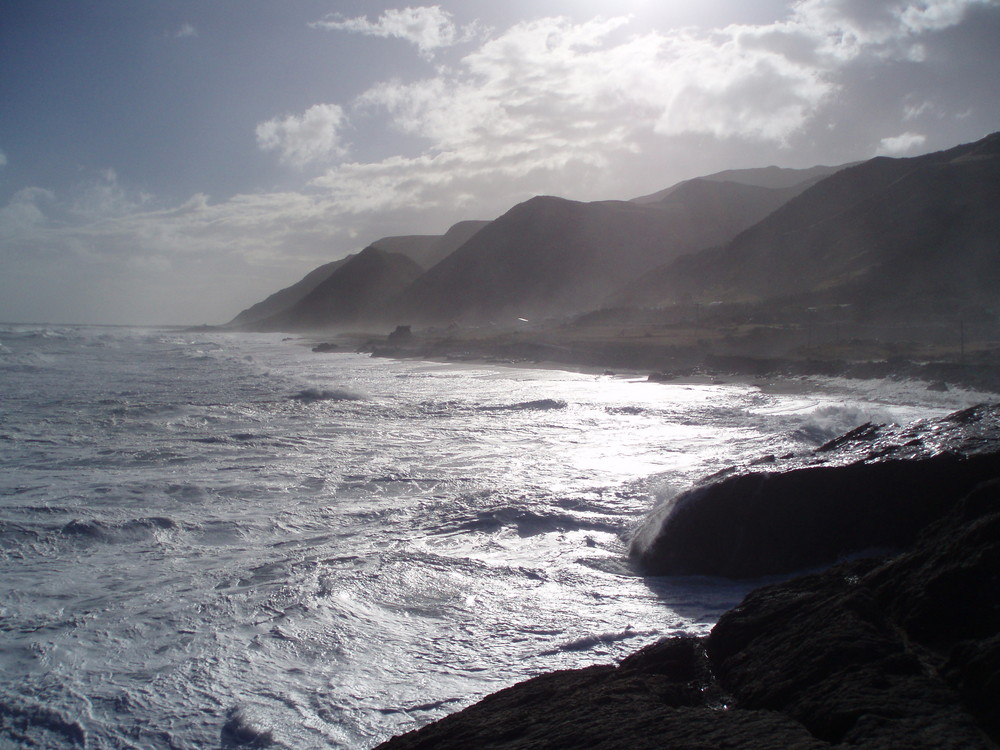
[0,324,990,749]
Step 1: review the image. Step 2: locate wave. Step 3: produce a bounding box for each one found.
[0,350,58,371]
[0,520,41,548]
[288,387,363,402]
[60,516,178,543]
[784,403,897,446]
[539,626,658,655]
[604,405,650,416]
[435,506,623,537]
[478,398,567,412]
[191,432,269,445]
[377,697,465,716]
[0,326,74,341]
[0,693,87,747]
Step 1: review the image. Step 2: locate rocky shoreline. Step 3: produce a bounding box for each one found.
[376,405,1000,749]
[340,324,1000,394]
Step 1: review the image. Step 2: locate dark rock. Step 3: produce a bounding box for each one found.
[708,478,1000,747]
[376,638,828,750]
[377,478,1000,749]
[387,325,413,343]
[630,405,1000,578]
[220,707,273,748]
[311,342,339,352]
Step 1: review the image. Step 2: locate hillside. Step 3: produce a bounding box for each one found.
[624,132,1000,320]
[253,247,423,331]
[371,220,490,270]
[229,133,999,336]
[393,180,801,325]
[228,220,488,329]
[631,163,844,204]
[227,257,353,328]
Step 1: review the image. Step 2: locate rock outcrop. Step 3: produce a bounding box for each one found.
[631,404,1000,578]
[376,406,1000,749]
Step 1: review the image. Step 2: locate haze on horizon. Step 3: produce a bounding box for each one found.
[1,0,998,326]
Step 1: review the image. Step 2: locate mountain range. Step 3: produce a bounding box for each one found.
[625,132,1000,320]
[227,133,999,332]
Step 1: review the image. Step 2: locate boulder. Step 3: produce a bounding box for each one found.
[630,404,1000,578]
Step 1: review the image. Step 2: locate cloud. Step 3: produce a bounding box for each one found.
[903,100,933,120]
[346,11,832,185]
[877,130,927,154]
[0,187,55,238]
[256,104,349,167]
[175,22,197,38]
[344,1,993,181]
[310,6,481,57]
[0,149,7,168]
[70,168,152,219]
[786,0,992,53]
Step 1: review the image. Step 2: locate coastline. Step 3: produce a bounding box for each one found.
[375,406,1000,749]
[298,321,1000,395]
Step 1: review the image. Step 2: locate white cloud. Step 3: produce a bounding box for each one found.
[351,12,832,175]
[903,100,933,120]
[0,149,7,168]
[898,0,985,33]
[342,1,990,189]
[877,131,927,154]
[256,104,349,167]
[788,0,993,57]
[310,6,481,57]
[71,168,152,219]
[175,22,197,38]
[0,187,55,238]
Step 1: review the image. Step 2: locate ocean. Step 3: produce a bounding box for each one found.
[0,324,987,749]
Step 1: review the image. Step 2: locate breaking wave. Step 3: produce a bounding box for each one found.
[60,516,179,543]
[540,627,659,655]
[478,398,567,411]
[288,387,364,402]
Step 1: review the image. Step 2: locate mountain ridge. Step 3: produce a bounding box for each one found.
[622,131,1000,319]
[228,133,1000,335]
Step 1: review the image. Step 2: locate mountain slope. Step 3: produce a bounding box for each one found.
[227,257,352,328]
[624,132,1000,318]
[394,181,804,325]
[227,220,487,329]
[256,247,424,331]
[631,163,846,204]
[372,220,490,270]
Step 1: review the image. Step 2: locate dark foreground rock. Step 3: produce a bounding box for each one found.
[377,478,1000,749]
[631,404,1000,577]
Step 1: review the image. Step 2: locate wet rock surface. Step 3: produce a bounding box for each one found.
[377,407,1000,750]
[632,404,1000,577]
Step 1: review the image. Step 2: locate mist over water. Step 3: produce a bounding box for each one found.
[0,325,986,748]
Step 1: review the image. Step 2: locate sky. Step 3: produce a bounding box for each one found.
[1,0,998,325]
